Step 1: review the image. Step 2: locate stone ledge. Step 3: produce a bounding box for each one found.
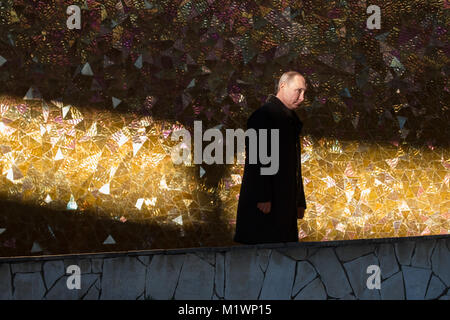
[1,234,449,300]
[0,234,448,263]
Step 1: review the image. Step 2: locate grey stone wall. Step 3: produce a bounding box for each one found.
[0,235,449,300]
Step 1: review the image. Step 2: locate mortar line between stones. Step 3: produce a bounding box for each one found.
[11,269,15,298]
[194,252,215,267]
[171,254,185,300]
[275,249,299,262]
[435,287,449,300]
[98,273,102,300]
[136,256,148,268]
[400,264,407,300]
[304,259,322,288]
[333,246,356,299]
[345,251,378,264]
[392,241,402,274]
[432,271,449,296]
[423,271,434,300]
[292,268,319,299]
[409,242,417,266]
[422,240,439,299]
[265,249,273,275]
[9,264,14,298]
[144,259,148,300]
[211,252,218,300]
[223,251,227,300]
[44,273,67,299]
[428,239,437,269]
[257,249,272,300]
[80,277,99,300]
[40,269,48,295]
[290,260,298,299]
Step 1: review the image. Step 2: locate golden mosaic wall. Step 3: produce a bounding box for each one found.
[0,0,448,256]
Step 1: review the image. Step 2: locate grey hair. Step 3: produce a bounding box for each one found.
[276,71,304,93]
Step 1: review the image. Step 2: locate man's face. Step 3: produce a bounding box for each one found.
[279,76,307,110]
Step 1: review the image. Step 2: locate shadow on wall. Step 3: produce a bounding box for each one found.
[0,91,449,256]
[0,194,234,257]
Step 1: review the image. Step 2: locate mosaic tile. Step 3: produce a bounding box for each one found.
[0,1,448,256]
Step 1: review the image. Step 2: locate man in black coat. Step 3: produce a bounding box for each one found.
[233,71,308,244]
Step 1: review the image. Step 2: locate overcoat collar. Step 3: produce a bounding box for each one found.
[266,94,303,135]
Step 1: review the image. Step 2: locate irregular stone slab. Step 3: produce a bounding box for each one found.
[91,259,103,273]
[257,249,272,273]
[335,244,375,262]
[83,282,100,300]
[224,248,264,300]
[306,248,320,259]
[137,292,145,300]
[63,259,91,274]
[0,263,12,300]
[45,274,99,300]
[340,293,357,300]
[343,254,379,299]
[359,287,381,300]
[308,248,352,298]
[101,257,146,300]
[376,244,399,280]
[277,247,308,261]
[175,253,215,300]
[394,241,415,265]
[94,278,101,290]
[215,253,225,298]
[430,239,450,286]
[380,271,405,300]
[259,250,296,300]
[402,266,432,300]
[13,273,46,300]
[439,295,450,300]
[425,275,446,300]
[137,256,150,266]
[11,262,41,273]
[43,260,65,290]
[145,254,185,300]
[195,252,215,266]
[294,277,327,300]
[292,261,317,297]
[411,239,435,269]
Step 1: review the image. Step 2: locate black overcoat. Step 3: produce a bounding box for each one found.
[233,95,307,244]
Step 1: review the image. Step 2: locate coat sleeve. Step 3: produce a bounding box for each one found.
[246,110,273,203]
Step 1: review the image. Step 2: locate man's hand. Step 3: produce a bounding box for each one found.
[297,207,305,219]
[257,202,271,214]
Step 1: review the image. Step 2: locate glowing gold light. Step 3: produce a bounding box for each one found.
[0,96,448,245]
